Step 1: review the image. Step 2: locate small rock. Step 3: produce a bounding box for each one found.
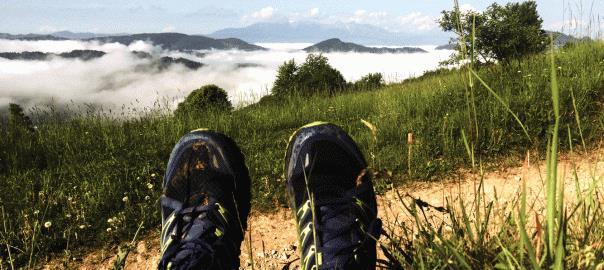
[136,241,147,254]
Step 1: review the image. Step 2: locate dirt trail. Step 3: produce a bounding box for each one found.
[43,149,604,270]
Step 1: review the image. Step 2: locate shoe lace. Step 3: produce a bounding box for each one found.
[313,185,382,269]
[159,199,225,270]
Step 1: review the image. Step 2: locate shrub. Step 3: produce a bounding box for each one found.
[352,73,384,91]
[3,103,46,174]
[175,85,232,115]
[8,103,34,133]
[271,54,346,97]
[271,59,298,97]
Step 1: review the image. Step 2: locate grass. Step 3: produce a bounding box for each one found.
[0,40,603,268]
[378,45,604,267]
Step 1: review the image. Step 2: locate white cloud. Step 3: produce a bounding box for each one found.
[459,4,477,12]
[342,10,437,32]
[397,12,438,31]
[242,6,277,23]
[251,6,275,19]
[354,10,366,17]
[347,10,388,25]
[162,25,175,32]
[240,6,438,33]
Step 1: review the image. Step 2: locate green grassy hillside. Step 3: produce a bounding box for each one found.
[1,41,603,267]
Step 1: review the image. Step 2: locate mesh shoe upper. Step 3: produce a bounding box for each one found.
[285,122,382,270]
[159,130,251,270]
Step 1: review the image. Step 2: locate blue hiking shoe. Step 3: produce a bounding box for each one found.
[285,122,382,270]
[158,129,251,270]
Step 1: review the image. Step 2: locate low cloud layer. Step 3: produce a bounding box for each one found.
[0,39,453,112]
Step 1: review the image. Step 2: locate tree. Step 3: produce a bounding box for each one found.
[271,59,298,97]
[4,103,46,172]
[175,85,232,116]
[352,73,384,91]
[8,103,34,133]
[439,1,547,64]
[271,54,346,97]
[295,54,346,95]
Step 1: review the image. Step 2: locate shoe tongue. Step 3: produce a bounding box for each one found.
[181,200,221,242]
[183,212,218,242]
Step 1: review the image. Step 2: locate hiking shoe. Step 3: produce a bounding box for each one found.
[158,129,251,270]
[285,122,382,270]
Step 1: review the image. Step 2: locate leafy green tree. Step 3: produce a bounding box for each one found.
[271,59,298,97]
[175,85,232,116]
[295,54,346,95]
[8,103,34,133]
[271,54,346,97]
[4,103,46,173]
[352,73,384,91]
[439,1,547,64]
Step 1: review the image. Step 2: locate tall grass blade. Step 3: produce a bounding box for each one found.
[546,34,563,265]
[470,69,532,143]
[569,87,586,151]
[518,173,540,269]
[461,129,475,168]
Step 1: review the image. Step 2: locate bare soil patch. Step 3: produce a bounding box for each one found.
[43,149,604,269]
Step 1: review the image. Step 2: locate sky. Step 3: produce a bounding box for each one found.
[1,0,602,35]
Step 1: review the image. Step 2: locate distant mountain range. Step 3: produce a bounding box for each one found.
[210,22,451,46]
[304,38,427,53]
[0,33,66,41]
[0,50,105,61]
[435,43,456,50]
[434,31,579,51]
[88,33,266,51]
[0,28,580,53]
[545,31,579,47]
[0,32,266,52]
[0,50,204,70]
[51,31,129,40]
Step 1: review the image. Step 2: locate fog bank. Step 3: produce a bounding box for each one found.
[0,39,454,111]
